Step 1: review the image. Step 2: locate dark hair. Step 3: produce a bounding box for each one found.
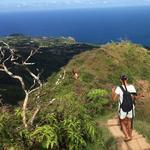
[120,75,127,81]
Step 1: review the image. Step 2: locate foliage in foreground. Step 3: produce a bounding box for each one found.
[0,70,111,150]
[0,106,95,149]
[87,127,116,150]
[134,117,150,142]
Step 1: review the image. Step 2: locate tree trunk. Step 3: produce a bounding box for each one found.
[22,91,29,128]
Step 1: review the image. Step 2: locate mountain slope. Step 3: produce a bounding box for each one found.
[56,41,150,140]
[65,41,150,86]
[1,40,150,149]
[50,41,150,123]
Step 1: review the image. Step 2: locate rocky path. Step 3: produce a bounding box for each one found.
[107,118,150,150]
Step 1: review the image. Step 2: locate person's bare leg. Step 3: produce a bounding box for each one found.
[127,118,132,139]
[120,118,130,139]
[119,117,122,130]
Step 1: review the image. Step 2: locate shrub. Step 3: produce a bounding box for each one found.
[62,117,86,150]
[31,125,59,149]
[86,89,109,116]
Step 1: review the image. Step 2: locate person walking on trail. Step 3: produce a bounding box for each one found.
[111,75,143,141]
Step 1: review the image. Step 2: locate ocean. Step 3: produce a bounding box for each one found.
[0,6,150,45]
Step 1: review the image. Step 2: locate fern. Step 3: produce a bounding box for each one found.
[86,89,109,116]
[62,117,87,150]
[31,125,58,149]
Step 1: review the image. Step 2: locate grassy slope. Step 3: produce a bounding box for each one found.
[66,41,150,85]
[58,41,150,142]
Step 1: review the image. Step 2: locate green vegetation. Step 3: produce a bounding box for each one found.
[0,72,111,149]
[87,127,116,150]
[134,98,150,141]
[1,37,150,149]
[134,120,150,142]
[86,89,109,116]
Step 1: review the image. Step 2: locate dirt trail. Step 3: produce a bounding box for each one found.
[107,118,150,150]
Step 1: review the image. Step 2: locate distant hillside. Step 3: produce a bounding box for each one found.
[0,35,97,104]
[0,35,97,81]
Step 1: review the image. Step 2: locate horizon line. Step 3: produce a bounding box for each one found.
[0,4,150,13]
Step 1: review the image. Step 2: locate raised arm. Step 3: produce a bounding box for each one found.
[111,87,118,101]
[134,93,144,100]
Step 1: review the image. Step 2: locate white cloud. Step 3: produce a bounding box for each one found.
[0,0,150,11]
[51,1,57,4]
[103,1,108,4]
[74,0,81,4]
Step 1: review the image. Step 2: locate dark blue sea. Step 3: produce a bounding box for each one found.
[0,6,150,45]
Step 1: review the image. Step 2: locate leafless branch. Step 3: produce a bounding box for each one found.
[55,68,66,86]
[30,105,41,126]
[0,41,42,128]
[23,47,41,65]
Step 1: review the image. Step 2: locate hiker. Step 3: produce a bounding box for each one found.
[111,75,143,141]
[72,69,79,80]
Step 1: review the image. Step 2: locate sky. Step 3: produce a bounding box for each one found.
[1,0,150,11]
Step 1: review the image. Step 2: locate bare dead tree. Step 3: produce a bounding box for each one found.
[0,41,67,128]
[55,68,66,86]
[29,68,66,126]
[0,41,43,128]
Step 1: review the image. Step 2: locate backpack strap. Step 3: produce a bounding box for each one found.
[119,85,126,93]
[122,80,128,91]
[119,85,129,115]
[119,86,124,114]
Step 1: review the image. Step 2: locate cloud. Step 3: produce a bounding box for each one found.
[74,0,81,4]
[103,1,108,4]
[0,0,150,11]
